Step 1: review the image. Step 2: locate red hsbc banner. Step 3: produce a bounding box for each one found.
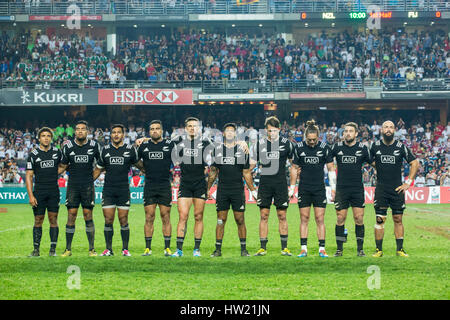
[29,15,102,21]
[170,186,449,204]
[98,89,193,105]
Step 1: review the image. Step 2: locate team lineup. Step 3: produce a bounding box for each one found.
[25,116,419,259]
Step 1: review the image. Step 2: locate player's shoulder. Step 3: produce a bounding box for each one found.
[125,143,134,150]
[89,139,97,147]
[319,141,327,149]
[164,138,172,145]
[280,137,289,144]
[30,148,39,156]
[296,141,304,148]
[64,139,74,149]
[395,140,404,148]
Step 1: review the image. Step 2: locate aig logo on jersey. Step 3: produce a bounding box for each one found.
[381,155,396,164]
[40,160,54,168]
[267,151,279,159]
[185,149,198,157]
[342,156,357,164]
[110,157,124,165]
[305,156,319,164]
[74,155,89,163]
[222,157,235,165]
[149,152,163,160]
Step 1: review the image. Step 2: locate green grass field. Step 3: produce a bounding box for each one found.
[0,203,448,300]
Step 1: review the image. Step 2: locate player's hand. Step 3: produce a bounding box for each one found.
[237,141,250,154]
[29,195,38,207]
[251,189,258,200]
[207,190,213,200]
[135,138,146,146]
[395,183,410,194]
[288,185,296,198]
[330,189,336,202]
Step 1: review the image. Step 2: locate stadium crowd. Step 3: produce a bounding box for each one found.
[1,27,449,86]
[1,116,449,187]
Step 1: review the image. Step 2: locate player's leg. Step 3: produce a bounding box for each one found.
[274,185,291,256]
[233,210,249,256]
[254,184,271,256]
[81,184,96,255]
[334,208,348,256]
[63,184,80,256]
[373,187,388,257]
[392,191,407,256]
[313,206,328,257]
[101,206,115,256]
[352,207,366,256]
[47,189,60,256]
[159,204,172,256]
[143,204,157,255]
[118,207,131,256]
[173,197,192,256]
[211,210,228,257]
[29,203,45,257]
[192,197,206,256]
[298,206,311,257]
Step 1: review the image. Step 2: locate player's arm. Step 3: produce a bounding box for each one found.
[289,160,299,198]
[243,168,258,199]
[58,163,68,175]
[207,166,218,199]
[25,169,37,207]
[395,159,420,193]
[58,144,69,174]
[135,137,150,146]
[134,160,145,173]
[326,161,337,201]
[93,166,105,181]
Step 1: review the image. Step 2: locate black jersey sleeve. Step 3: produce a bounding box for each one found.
[26,152,34,171]
[292,143,300,166]
[131,145,139,165]
[61,143,70,165]
[402,144,416,163]
[288,140,294,160]
[325,145,334,164]
[97,148,105,168]
[362,144,371,164]
[369,142,376,163]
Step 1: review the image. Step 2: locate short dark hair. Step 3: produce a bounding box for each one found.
[111,124,125,133]
[149,120,162,128]
[223,122,237,131]
[37,127,53,139]
[75,120,88,128]
[264,116,280,128]
[185,117,199,125]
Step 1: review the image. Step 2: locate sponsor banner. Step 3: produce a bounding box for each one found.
[116,15,185,21]
[0,89,98,106]
[0,16,15,21]
[0,187,447,205]
[381,91,450,99]
[98,89,193,105]
[290,92,366,99]
[198,93,274,100]
[29,15,102,21]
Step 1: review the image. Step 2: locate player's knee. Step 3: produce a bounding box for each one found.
[119,217,128,226]
[217,217,226,226]
[336,214,346,225]
[375,211,386,229]
[34,216,44,226]
[392,213,403,223]
[194,212,203,222]
[277,213,287,222]
[354,215,364,225]
[234,215,244,226]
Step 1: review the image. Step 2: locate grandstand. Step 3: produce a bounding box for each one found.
[0,0,449,190]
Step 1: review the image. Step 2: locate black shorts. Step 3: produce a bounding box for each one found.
[257,181,289,210]
[102,187,130,209]
[144,183,172,207]
[178,179,207,200]
[66,183,95,210]
[216,187,246,212]
[374,186,406,215]
[334,186,365,211]
[33,188,60,216]
[298,186,327,208]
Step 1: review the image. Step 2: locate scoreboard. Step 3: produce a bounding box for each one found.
[299,11,443,20]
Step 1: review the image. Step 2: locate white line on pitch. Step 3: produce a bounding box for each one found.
[0,225,32,233]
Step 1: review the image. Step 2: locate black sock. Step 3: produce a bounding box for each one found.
[355,224,365,251]
[215,239,222,251]
[240,238,246,251]
[280,234,288,250]
[176,236,184,250]
[164,236,171,249]
[335,225,345,251]
[49,227,59,251]
[396,238,404,251]
[376,239,383,251]
[104,224,114,251]
[194,238,202,250]
[65,225,75,251]
[145,237,152,250]
[33,226,42,250]
[85,220,95,251]
[120,224,130,250]
[260,238,268,250]
[300,238,307,246]
[319,239,325,248]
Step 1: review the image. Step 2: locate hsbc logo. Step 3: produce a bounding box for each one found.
[40,160,54,168]
[111,90,180,104]
[267,151,279,159]
[149,152,163,159]
[342,156,357,164]
[110,157,124,165]
[222,157,235,165]
[74,155,88,163]
[305,156,319,164]
[381,155,395,164]
[184,149,198,157]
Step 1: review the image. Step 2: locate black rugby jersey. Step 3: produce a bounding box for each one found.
[26,146,62,190]
[61,139,100,185]
[211,143,250,188]
[138,138,175,185]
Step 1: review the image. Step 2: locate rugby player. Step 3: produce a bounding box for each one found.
[25,127,63,257]
[370,120,419,257]
[93,124,139,256]
[291,120,335,258]
[251,116,297,257]
[330,122,371,257]
[59,120,101,257]
[136,120,175,257]
[207,123,258,257]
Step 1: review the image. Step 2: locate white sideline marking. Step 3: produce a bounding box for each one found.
[0,225,32,233]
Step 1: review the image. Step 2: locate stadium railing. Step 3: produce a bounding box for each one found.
[3,78,449,92]
[0,0,447,15]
